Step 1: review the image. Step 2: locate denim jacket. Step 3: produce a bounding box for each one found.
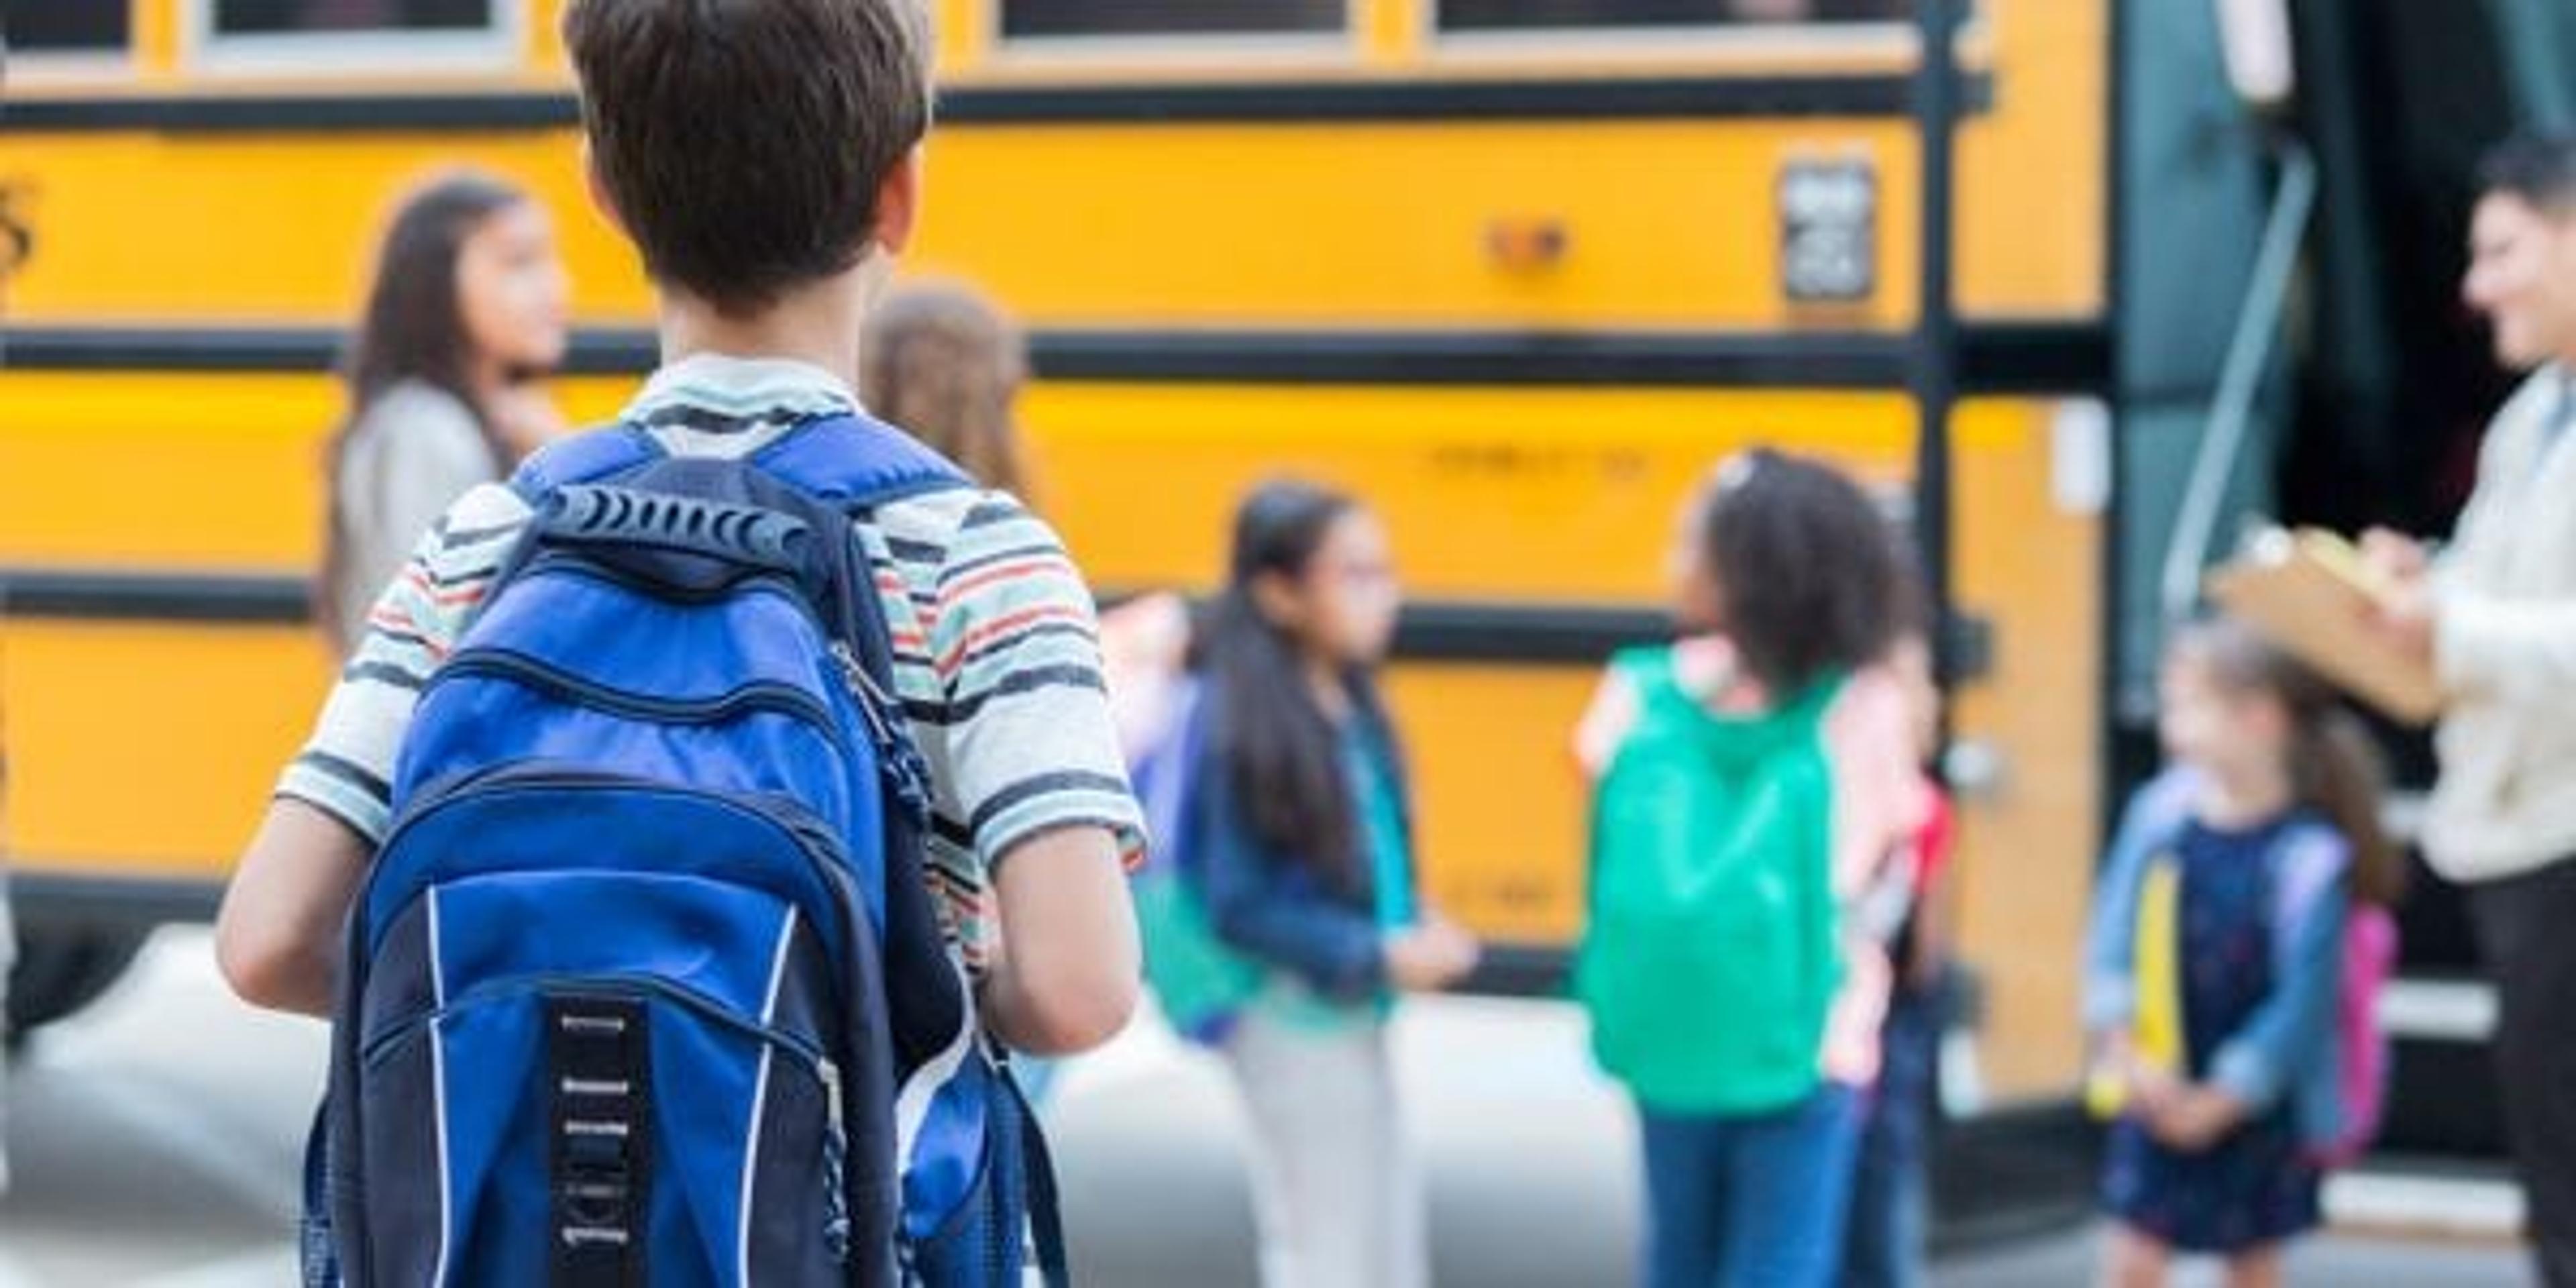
[1185,694,1412,1006]
[2080,769,2353,1150]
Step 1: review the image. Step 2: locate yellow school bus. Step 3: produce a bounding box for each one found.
[1,0,2102,1161]
[58,0,2530,1223]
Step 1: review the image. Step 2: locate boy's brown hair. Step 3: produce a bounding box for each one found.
[564,0,932,317]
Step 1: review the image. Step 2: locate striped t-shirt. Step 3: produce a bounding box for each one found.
[277,354,1146,969]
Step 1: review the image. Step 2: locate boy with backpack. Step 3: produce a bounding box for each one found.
[215,1,1143,1282]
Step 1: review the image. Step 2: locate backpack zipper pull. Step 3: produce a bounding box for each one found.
[830,641,935,822]
[829,642,891,732]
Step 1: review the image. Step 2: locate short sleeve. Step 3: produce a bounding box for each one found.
[926,494,1148,873]
[276,482,533,844]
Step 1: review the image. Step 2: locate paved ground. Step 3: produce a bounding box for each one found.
[0,929,2536,1285]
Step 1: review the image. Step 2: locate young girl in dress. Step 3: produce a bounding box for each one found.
[2084,619,2405,1288]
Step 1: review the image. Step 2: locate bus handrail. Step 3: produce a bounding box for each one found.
[2159,137,2319,626]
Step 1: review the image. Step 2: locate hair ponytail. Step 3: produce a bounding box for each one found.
[2297,706,2408,908]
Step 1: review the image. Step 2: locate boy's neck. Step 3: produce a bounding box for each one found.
[655,260,883,394]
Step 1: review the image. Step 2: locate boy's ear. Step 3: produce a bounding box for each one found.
[871,146,925,258]
[580,139,630,239]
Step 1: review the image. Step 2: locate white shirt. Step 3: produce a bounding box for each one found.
[2425,364,2576,881]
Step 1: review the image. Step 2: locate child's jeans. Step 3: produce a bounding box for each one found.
[1843,987,1943,1288]
[1636,1082,1862,1288]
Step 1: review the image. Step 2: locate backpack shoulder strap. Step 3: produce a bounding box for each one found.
[508,423,664,501]
[1611,644,1680,701]
[2269,819,2353,924]
[751,411,973,513]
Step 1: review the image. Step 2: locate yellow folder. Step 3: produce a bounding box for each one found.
[2087,855,2184,1119]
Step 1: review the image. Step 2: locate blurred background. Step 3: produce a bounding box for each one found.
[0,0,2567,1282]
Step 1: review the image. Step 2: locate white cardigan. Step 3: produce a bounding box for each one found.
[2427,365,2576,882]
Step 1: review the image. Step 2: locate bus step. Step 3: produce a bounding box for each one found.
[2326,1159,2522,1242]
[2381,975,2496,1044]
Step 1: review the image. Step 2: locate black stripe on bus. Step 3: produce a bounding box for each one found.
[0,323,2108,391]
[9,871,227,928]
[1393,602,1668,663]
[0,567,1666,664]
[0,326,659,376]
[0,569,312,624]
[1462,943,1574,997]
[0,73,1992,134]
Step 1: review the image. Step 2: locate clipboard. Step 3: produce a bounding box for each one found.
[2204,527,2444,727]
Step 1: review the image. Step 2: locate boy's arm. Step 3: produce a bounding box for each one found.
[217,483,531,1016]
[927,496,1147,1056]
[216,801,371,1016]
[980,826,1139,1056]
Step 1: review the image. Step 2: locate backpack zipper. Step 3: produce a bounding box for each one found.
[362,969,833,1072]
[370,767,877,957]
[441,650,848,753]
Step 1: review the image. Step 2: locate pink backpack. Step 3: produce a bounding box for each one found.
[2311,904,2398,1167]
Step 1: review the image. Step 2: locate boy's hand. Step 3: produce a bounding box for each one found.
[1385,917,1481,992]
[2147,1084,2247,1151]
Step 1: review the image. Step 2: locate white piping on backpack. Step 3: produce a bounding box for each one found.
[427,888,456,1288]
[738,906,801,1287]
[892,954,978,1198]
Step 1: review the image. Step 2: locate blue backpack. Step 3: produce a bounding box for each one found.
[306,413,1067,1287]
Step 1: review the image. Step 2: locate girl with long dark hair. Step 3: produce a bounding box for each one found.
[1188,480,1481,1288]
[319,171,568,651]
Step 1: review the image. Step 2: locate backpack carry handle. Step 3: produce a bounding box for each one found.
[549,484,810,567]
[525,453,849,605]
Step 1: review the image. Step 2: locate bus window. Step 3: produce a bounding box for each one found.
[1437,0,1909,34]
[999,0,1344,40]
[207,1,496,34]
[191,0,515,70]
[9,7,133,54]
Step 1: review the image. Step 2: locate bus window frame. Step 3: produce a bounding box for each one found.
[184,0,527,76]
[984,0,1360,69]
[1422,1,1978,68]
[7,9,142,83]
[5,52,144,88]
